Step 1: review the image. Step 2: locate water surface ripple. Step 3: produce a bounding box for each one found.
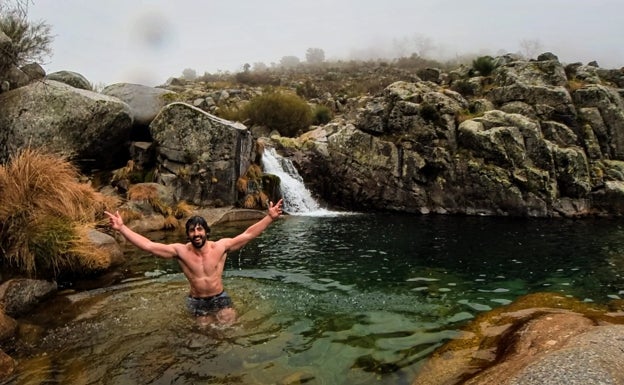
[9,214,624,384]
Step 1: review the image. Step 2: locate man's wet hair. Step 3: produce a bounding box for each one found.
[185,216,210,236]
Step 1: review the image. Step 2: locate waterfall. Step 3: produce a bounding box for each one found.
[261,148,336,216]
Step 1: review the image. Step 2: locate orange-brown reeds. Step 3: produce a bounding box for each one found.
[127,183,173,217]
[236,176,249,193]
[242,194,256,209]
[0,148,116,277]
[127,183,159,201]
[173,201,194,219]
[163,214,180,230]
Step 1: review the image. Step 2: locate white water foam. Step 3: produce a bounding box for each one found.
[261,148,342,216]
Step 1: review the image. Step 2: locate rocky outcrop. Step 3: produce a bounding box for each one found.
[273,54,624,217]
[0,80,133,170]
[149,102,254,207]
[411,293,624,385]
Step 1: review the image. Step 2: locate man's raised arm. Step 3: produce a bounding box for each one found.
[105,210,179,259]
[223,199,284,252]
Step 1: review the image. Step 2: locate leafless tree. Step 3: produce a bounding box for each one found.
[0,0,53,74]
[519,39,543,59]
[279,55,300,68]
[305,47,325,65]
[393,33,435,58]
[182,68,197,80]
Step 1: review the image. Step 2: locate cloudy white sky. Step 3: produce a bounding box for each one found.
[27,0,624,87]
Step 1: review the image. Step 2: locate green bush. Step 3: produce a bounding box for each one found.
[0,5,53,74]
[243,92,313,137]
[451,79,477,96]
[312,105,333,125]
[295,79,320,99]
[471,55,497,76]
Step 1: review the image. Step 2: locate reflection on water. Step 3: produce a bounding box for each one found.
[8,214,624,384]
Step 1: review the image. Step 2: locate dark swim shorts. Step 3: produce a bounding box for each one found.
[186,291,233,316]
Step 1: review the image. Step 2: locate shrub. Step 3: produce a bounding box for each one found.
[471,55,497,76]
[234,70,278,86]
[312,105,333,125]
[0,6,53,74]
[567,78,586,92]
[173,201,194,219]
[127,183,172,217]
[236,176,249,194]
[215,104,245,122]
[295,79,320,99]
[451,79,477,96]
[243,92,313,137]
[0,148,117,278]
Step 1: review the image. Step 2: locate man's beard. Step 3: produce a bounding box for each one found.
[191,235,207,249]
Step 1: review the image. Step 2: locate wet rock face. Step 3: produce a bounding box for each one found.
[410,292,624,385]
[276,57,624,217]
[149,102,254,207]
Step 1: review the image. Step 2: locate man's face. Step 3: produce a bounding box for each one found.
[188,224,208,249]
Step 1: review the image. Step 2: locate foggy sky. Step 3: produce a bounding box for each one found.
[27,0,624,87]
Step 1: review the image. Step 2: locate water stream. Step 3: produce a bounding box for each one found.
[5,151,624,385]
[261,148,336,216]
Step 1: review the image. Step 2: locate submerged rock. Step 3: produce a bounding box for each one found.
[411,292,624,385]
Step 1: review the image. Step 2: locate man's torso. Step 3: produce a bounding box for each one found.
[177,241,228,297]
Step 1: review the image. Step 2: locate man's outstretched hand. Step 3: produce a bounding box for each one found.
[268,199,284,219]
[104,210,124,231]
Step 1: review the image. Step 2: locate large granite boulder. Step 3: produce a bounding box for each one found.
[150,102,254,206]
[101,83,177,126]
[45,70,91,90]
[0,80,133,170]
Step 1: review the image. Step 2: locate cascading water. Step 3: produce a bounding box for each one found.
[261,148,336,216]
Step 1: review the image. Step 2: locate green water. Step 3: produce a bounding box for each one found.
[7,214,624,384]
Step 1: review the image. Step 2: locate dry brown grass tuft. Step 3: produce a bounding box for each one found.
[117,208,143,223]
[0,148,118,277]
[68,222,111,271]
[163,214,180,230]
[243,194,256,209]
[567,78,586,92]
[246,164,263,180]
[0,148,90,220]
[236,176,249,193]
[111,160,137,183]
[127,183,175,217]
[127,183,159,201]
[173,201,194,219]
[150,197,172,217]
[258,191,269,208]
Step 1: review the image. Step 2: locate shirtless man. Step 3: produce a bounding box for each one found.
[105,199,283,325]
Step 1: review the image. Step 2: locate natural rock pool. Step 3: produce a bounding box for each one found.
[7,213,624,384]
